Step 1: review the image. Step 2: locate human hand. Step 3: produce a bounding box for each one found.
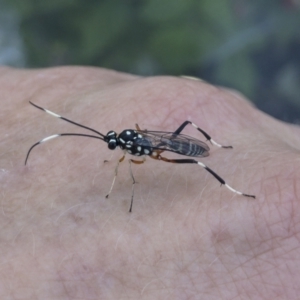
[1,66,299,299]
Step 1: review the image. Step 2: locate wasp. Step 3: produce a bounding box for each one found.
[25,101,255,212]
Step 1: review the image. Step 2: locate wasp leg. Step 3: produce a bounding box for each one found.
[173,120,232,149]
[150,153,255,198]
[106,155,125,199]
[128,158,145,212]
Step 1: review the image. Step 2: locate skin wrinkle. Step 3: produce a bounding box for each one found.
[292,175,300,209]
[239,252,291,297]
[276,200,298,239]
[290,204,300,242]
[236,270,257,300]
[209,182,296,296]
[246,265,272,298]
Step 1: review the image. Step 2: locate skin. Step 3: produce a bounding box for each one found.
[0,66,300,299]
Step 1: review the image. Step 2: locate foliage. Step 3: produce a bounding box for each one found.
[3,0,300,122]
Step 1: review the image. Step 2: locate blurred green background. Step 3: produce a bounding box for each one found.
[1,0,300,123]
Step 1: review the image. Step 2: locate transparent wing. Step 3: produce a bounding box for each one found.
[136,130,210,157]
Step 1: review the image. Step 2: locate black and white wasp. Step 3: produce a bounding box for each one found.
[25,101,255,212]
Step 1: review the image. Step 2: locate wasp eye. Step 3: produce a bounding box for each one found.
[108,139,117,150]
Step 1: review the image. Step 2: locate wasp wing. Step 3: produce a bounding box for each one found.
[135,130,210,157]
